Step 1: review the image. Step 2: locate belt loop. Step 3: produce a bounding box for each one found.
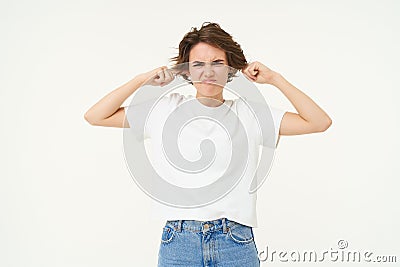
[177,220,182,232]
[222,218,227,233]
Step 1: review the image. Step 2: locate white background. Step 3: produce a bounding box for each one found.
[1,0,399,266]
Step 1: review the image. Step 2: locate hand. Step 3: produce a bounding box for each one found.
[242,61,278,84]
[139,66,175,87]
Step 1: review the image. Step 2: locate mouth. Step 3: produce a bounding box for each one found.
[201,80,217,84]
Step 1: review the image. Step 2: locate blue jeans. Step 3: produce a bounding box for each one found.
[157,217,260,267]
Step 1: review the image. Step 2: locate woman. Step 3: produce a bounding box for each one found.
[84,22,332,266]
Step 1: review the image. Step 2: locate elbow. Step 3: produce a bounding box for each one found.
[84,111,98,125]
[316,117,332,132]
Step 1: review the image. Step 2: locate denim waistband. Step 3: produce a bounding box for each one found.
[165,217,246,234]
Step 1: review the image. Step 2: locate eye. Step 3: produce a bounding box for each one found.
[212,61,224,66]
[192,62,204,67]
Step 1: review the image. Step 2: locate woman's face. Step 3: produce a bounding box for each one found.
[188,42,229,99]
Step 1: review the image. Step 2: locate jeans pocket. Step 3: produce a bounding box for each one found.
[160,226,176,244]
[227,223,254,244]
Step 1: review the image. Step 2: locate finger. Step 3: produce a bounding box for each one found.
[152,66,165,76]
[242,64,249,75]
[243,71,256,82]
[243,64,257,80]
[248,63,259,76]
[156,68,166,83]
[160,69,174,87]
[165,69,174,82]
[242,63,250,73]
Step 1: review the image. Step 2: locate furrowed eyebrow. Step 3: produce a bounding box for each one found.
[192,59,225,64]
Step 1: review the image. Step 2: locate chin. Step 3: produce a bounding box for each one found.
[195,84,223,97]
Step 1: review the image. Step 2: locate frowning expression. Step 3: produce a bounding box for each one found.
[188,42,230,98]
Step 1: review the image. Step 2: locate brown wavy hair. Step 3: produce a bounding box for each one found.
[170,22,247,82]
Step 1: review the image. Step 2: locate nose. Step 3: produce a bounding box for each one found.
[203,63,214,77]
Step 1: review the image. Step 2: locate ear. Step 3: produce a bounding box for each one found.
[180,69,190,76]
[176,69,191,83]
[227,68,238,82]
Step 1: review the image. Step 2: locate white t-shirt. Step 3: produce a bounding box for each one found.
[124,93,286,227]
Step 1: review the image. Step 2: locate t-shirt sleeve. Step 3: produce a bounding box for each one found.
[236,98,286,148]
[269,106,286,148]
[124,97,159,141]
[124,93,184,141]
[256,105,286,148]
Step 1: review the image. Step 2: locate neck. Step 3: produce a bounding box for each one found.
[195,92,225,107]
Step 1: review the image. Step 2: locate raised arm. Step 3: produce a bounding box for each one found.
[84,66,173,128]
[243,61,332,135]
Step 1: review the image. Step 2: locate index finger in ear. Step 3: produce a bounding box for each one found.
[165,69,174,81]
[243,66,256,80]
